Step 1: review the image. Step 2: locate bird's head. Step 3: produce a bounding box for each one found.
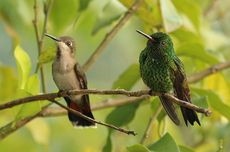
[136,30,174,58]
[45,33,76,58]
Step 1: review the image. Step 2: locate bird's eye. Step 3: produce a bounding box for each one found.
[161,41,166,46]
[66,41,72,47]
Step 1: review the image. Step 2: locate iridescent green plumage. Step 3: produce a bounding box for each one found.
[138,30,200,126]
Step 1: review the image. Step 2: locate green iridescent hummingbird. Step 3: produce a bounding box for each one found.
[137,30,200,126]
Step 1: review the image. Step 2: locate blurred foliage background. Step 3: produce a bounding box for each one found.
[0,0,230,151]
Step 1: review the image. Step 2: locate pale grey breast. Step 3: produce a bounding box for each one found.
[52,58,81,102]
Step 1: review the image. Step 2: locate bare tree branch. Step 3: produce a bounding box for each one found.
[0,89,211,116]
[82,0,144,71]
[188,61,230,83]
[17,60,230,118]
[0,97,143,140]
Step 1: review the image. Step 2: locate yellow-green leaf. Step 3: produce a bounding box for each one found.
[14,45,31,89]
[148,133,180,152]
[15,74,41,120]
[38,47,56,65]
[92,0,123,35]
[127,144,151,152]
[112,63,140,90]
[26,118,50,145]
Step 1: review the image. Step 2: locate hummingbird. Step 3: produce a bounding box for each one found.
[137,30,200,126]
[45,33,95,127]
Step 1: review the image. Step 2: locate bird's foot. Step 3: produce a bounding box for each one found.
[57,90,68,97]
[148,90,153,95]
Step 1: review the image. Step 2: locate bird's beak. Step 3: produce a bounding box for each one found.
[45,33,61,42]
[136,30,155,42]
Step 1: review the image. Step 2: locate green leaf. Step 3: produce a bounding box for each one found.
[25,74,40,95]
[92,15,121,35]
[112,63,140,90]
[171,28,203,44]
[105,102,140,127]
[79,0,92,12]
[192,88,230,120]
[102,130,112,152]
[50,0,78,33]
[127,144,151,152]
[191,96,208,109]
[150,98,166,122]
[0,66,18,101]
[15,74,41,120]
[148,133,180,152]
[119,0,162,30]
[171,28,219,64]
[38,47,56,65]
[14,45,31,89]
[92,1,123,35]
[172,0,201,30]
[150,97,161,112]
[176,42,219,64]
[179,145,194,152]
[26,119,50,145]
[160,0,183,32]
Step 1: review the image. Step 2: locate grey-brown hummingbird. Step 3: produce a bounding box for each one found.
[45,33,95,127]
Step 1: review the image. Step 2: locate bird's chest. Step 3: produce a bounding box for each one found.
[140,57,172,92]
[52,60,80,90]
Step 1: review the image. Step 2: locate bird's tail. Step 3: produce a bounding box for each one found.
[65,97,95,127]
[181,106,200,126]
[159,96,180,125]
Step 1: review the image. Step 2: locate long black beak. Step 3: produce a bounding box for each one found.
[45,33,61,42]
[136,30,155,42]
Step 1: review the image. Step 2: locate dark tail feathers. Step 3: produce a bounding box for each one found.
[181,107,200,126]
[66,99,95,127]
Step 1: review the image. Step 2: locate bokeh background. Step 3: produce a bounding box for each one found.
[0,0,230,151]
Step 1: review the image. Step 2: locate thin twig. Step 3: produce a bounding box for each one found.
[41,0,52,40]
[82,0,144,71]
[188,61,230,83]
[204,0,219,16]
[33,0,52,93]
[0,97,143,140]
[0,89,211,116]
[0,104,51,140]
[40,96,148,117]
[140,106,162,144]
[50,99,136,136]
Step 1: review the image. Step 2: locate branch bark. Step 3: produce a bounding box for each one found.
[0,97,143,140]
[82,0,144,71]
[6,60,228,118]
[0,89,211,116]
[188,61,230,83]
[40,96,147,117]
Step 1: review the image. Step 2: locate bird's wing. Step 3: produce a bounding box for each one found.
[170,56,200,126]
[74,63,90,106]
[170,56,190,102]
